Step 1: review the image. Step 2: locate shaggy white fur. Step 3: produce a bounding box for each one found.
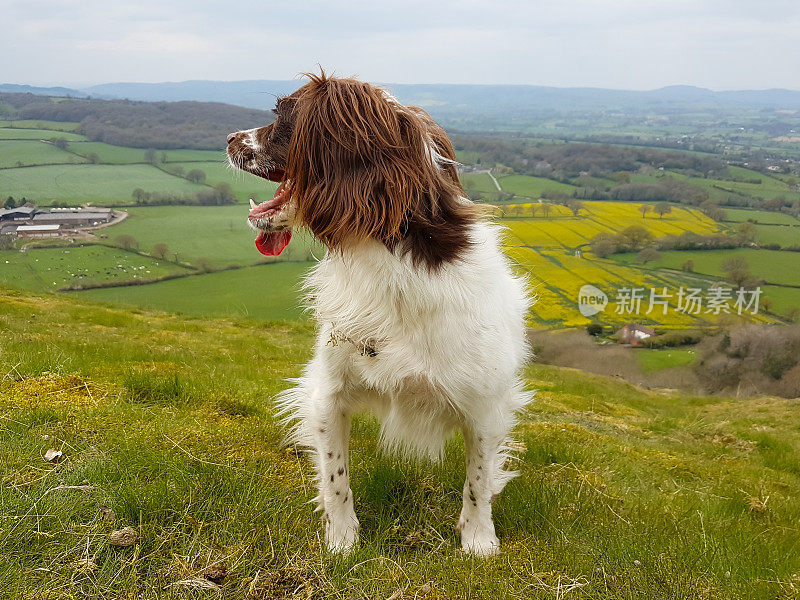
[276,220,533,556]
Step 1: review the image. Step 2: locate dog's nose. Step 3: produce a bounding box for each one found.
[226,133,236,145]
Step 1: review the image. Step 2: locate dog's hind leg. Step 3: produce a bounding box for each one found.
[307,395,359,553]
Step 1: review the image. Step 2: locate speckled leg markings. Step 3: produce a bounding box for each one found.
[456,428,502,556]
[311,400,359,553]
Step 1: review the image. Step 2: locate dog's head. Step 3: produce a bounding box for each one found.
[227,72,475,266]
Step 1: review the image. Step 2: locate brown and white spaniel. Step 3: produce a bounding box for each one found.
[227,72,532,556]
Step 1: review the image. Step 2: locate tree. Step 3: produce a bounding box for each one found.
[152,243,169,260]
[721,256,752,288]
[638,246,661,264]
[681,259,694,272]
[736,222,757,243]
[194,257,213,272]
[187,169,206,184]
[51,137,68,150]
[132,188,146,204]
[144,148,157,164]
[566,200,584,216]
[586,323,604,336]
[86,152,100,164]
[540,202,552,218]
[592,239,616,258]
[619,225,653,250]
[654,202,672,219]
[159,151,168,164]
[115,235,139,251]
[4,196,16,209]
[639,204,651,219]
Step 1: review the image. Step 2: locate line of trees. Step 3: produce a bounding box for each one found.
[131,182,236,206]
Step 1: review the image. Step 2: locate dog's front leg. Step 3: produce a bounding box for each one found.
[310,397,359,553]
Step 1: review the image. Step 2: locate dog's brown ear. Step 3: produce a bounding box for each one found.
[287,73,476,267]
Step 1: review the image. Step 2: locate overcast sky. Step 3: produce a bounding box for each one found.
[3,0,799,90]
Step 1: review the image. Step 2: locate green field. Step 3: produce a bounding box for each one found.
[497,174,577,197]
[754,223,800,247]
[0,163,208,205]
[0,139,87,168]
[0,119,81,131]
[168,161,278,203]
[0,245,190,292]
[0,127,86,141]
[65,142,225,165]
[723,208,799,225]
[687,167,800,204]
[460,172,499,194]
[107,205,322,268]
[1,288,798,597]
[636,347,697,371]
[616,248,800,287]
[78,261,309,320]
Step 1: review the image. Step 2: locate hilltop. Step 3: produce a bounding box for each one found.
[0,287,798,598]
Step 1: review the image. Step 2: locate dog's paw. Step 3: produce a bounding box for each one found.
[457,517,500,557]
[324,512,359,554]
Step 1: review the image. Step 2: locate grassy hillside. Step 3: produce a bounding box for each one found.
[0,288,798,598]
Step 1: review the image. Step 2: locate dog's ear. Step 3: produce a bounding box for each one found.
[287,73,473,262]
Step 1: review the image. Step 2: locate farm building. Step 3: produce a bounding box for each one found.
[0,206,115,236]
[32,211,112,227]
[616,323,655,346]
[15,224,61,238]
[0,206,39,221]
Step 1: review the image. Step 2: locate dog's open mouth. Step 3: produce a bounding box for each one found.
[248,179,294,256]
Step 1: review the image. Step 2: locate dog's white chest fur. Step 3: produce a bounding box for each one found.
[296,222,531,456]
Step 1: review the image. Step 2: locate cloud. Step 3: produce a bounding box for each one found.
[1,0,799,89]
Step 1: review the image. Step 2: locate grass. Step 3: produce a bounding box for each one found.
[723,208,799,225]
[753,224,800,247]
[0,128,86,141]
[168,161,279,203]
[65,143,225,165]
[107,205,323,268]
[497,174,577,198]
[76,262,311,321]
[0,287,798,598]
[635,347,697,371]
[0,245,192,292]
[614,248,800,287]
[460,172,499,194]
[0,164,208,205]
[0,119,81,131]
[0,140,86,168]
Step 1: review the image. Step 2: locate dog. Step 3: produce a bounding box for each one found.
[226,72,532,556]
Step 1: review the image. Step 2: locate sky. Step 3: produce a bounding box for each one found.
[3,0,799,90]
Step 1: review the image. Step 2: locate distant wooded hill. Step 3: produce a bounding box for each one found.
[3,80,800,132]
[0,92,273,149]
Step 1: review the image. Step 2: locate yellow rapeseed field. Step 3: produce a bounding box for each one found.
[497,201,768,328]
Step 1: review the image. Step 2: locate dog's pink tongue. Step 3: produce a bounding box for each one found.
[255,229,292,256]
